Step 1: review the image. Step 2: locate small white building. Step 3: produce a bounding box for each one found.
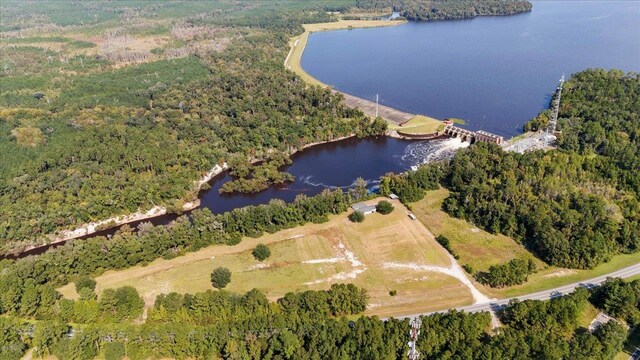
[352,202,376,215]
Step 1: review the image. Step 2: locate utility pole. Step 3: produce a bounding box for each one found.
[408,317,421,360]
[376,93,379,118]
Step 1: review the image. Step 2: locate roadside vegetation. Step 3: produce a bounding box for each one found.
[2,278,634,360]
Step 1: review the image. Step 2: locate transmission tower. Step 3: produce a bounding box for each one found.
[544,74,564,148]
[408,317,422,360]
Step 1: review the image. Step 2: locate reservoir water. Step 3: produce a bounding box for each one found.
[302,1,640,137]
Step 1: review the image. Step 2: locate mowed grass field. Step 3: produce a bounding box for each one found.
[389,115,444,134]
[412,188,536,272]
[412,188,640,298]
[58,198,474,317]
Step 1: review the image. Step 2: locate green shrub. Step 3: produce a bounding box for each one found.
[435,235,459,259]
[462,264,474,274]
[75,276,96,293]
[349,211,365,223]
[376,200,394,215]
[252,244,271,261]
[211,267,232,289]
[476,258,536,288]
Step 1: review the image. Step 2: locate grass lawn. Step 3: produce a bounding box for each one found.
[389,115,444,134]
[285,20,405,87]
[576,302,600,329]
[498,253,640,298]
[411,188,640,299]
[628,273,640,282]
[58,198,475,318]
[412,188,536,273]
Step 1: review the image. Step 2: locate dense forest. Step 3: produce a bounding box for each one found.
[382,69,640,270]
[1,266,635,359]
[0,1,388,250]
[355,0,532,20]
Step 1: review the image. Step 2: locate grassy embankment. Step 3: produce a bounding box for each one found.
[388,115,444,134]
[285,20,442,132]
[58,199,475,318]
[412,188,640,298]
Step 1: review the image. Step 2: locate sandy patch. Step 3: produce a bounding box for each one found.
[542,269,577,278]
[246,263,269,271]
[303,257,345,264]
[383,258,492,304]
[303,242,367,285]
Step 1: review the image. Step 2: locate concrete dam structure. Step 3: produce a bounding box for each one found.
[443,125,504,145]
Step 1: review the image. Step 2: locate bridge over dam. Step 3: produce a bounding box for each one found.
[443,125,504,145]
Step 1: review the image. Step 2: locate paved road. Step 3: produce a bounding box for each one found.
[395,262,640,319]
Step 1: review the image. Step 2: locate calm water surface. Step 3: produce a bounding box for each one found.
[198,136,468,213]
[302,1,640,137]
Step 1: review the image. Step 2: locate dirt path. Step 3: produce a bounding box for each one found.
[386,215,493,304]
[382,260,492,304]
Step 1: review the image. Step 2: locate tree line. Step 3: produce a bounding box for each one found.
[355,0,532,21]
[475,258,536,288]
[1,278,634,360]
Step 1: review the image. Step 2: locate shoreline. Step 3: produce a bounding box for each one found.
[285,19,445,129]
[285,19,406,88]
[5,163,228,257]
[4,134,381,258]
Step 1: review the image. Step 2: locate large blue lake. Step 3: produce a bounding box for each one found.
[302,1,640,137]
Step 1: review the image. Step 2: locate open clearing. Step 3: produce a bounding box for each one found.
[412,188,640,298]
[412,188,536,272]
[389,115,444,134]
[59,198,480,317]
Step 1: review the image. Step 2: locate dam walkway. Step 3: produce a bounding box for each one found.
[336,91,414,125]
